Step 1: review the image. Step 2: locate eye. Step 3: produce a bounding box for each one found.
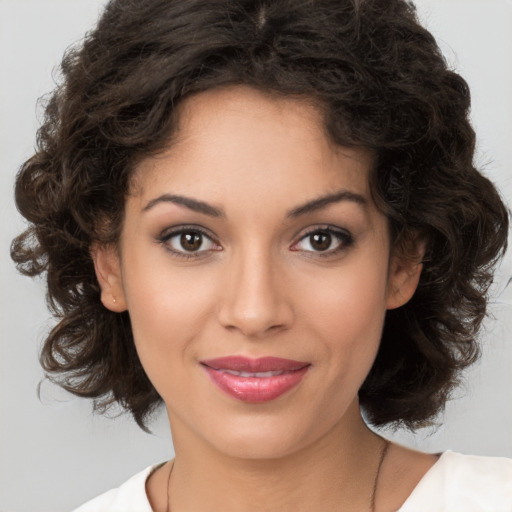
[159,227,220,257]
[291,227,353,255]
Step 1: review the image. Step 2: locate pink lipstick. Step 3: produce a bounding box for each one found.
[200,356,310,403]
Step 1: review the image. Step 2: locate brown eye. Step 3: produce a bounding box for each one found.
[310,232,332,251]
[292,227,354,255]
[161,228,219,257]
[180,232,203,251]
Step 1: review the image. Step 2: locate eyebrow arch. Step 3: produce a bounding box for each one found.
[142,194,225,217]
[286,190,367,218]
[142,189,366,218]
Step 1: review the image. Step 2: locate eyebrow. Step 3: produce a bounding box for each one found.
[142,189,367,218]
[142,194,225,217]
[286,190,367,218]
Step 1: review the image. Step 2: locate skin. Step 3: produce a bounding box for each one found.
[93,86,436,512]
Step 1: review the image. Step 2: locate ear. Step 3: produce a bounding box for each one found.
[386,240,426,310]
[90,244,127,312]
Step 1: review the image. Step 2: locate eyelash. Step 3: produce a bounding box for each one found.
[157,225,354,260]
[290,226,354,258]
[157,225,221,260]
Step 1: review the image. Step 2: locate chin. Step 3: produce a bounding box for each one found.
[201,412,328,461]
[214,432,306,461]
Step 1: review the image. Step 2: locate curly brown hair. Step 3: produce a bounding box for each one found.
[11,0,508,431]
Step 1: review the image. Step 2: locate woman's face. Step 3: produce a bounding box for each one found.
[95,86,420,459]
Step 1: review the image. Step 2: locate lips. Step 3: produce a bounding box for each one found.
[200,356,310,403]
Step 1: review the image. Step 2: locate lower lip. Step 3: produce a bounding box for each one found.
[201,365,310,403]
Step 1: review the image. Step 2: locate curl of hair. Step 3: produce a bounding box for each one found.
[11,0,509,430]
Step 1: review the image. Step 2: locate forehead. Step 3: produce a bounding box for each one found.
[131,86,374,208]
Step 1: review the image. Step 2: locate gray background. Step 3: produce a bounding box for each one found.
[1,1,511,511]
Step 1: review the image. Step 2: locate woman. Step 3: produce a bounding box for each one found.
[11,0,512,510]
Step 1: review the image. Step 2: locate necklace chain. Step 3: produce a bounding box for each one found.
[165,438,389,512]
[370,438,390,511]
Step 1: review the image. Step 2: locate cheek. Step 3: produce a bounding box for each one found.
[300,263,388,332]
[121,254,218,366]
[295,258,389,376]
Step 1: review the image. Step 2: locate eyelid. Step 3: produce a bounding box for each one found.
[156,224,354,259]
[290,225,354,255]
[157,224,222,258]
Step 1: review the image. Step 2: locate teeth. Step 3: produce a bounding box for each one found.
[223,370,285,377]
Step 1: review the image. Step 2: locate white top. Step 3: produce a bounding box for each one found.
[72,451,512,512]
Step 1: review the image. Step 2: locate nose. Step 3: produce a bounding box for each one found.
[217,248,294,339]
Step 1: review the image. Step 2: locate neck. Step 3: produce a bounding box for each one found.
[164,403,385,512]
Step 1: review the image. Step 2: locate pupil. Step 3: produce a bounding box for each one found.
[311,232,331,251]
[181,232,202,251]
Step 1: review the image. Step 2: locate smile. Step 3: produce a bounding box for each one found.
[223,369,287,377]
[200,356,311,403]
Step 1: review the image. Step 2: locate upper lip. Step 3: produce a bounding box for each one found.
[200,356,310,372]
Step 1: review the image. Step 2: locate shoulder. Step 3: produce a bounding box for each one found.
[71,465,159,512]
[400,451,512,511]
